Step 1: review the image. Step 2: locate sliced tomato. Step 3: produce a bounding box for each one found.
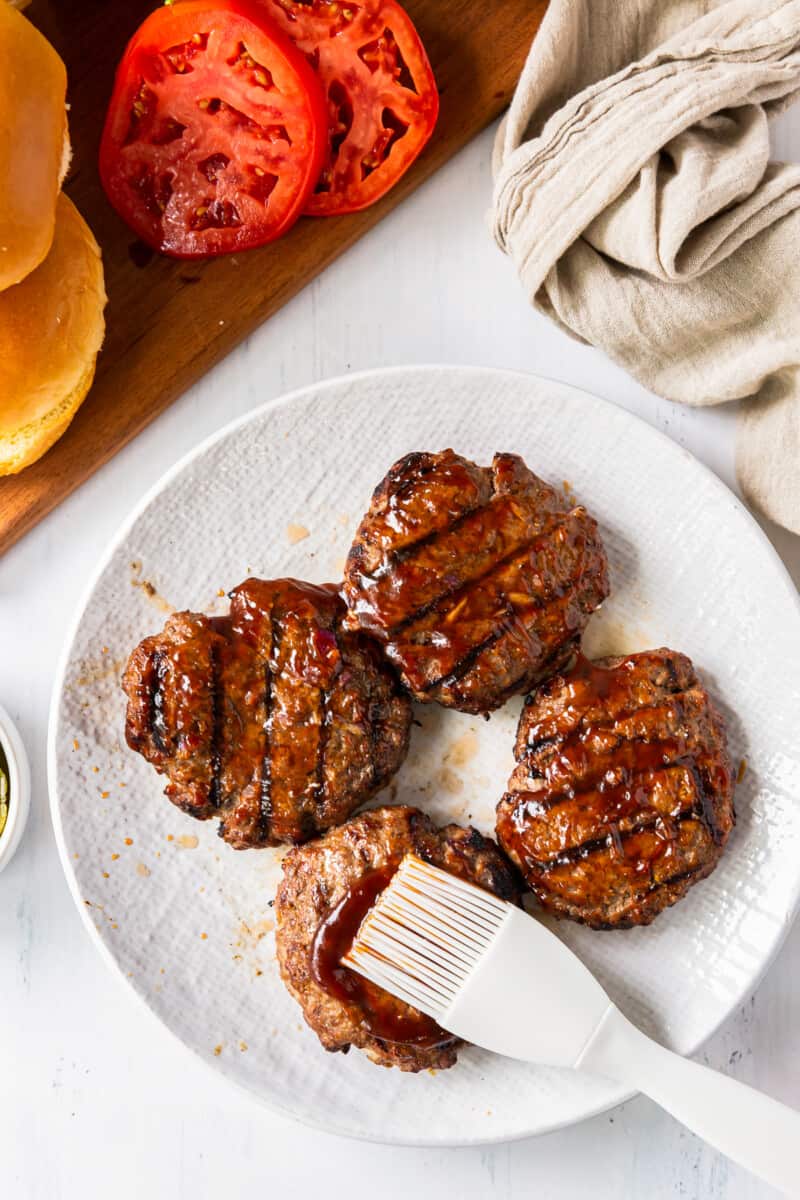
[99,0,328,257]
[263,0,438,215]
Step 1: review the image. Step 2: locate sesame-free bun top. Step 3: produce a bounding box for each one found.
[0,1,68,291]
[0,193,106,475]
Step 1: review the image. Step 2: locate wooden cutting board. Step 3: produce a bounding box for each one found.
[0,0,548,556]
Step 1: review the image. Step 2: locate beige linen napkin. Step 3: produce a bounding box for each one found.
[492,0,800,534]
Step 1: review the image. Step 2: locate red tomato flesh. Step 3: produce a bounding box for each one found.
[263,0,439,215]
[99,0,328,257]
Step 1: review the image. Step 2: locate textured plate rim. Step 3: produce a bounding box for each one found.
[47,363,800,1147]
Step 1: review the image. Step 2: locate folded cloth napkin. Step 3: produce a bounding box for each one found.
[492,0,800,534]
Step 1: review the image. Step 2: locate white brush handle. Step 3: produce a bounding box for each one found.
[577,1006,800,1197]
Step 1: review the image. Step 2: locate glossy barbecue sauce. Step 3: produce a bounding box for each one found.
[211,580,343,842]
[311,866,453,1051]
[515,653,704,872]
[349,454,605,703]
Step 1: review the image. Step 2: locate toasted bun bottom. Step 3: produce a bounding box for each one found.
[0,193,106,475]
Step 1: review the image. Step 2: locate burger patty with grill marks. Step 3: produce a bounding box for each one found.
[341,449,610,714]
[495,649,735,928]
[122,578,412,848]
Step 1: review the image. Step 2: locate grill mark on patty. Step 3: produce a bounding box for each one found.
[524,734,558,758]
[366,498,493,580]
[259,659,274,841]
[387,509,572,635]
[510,754,696,817]
[315,706,333,804]
[366,674,389,790]
[517,699,707,808]
[513,718,722,871]
[526,735,685,793]
[520,689,706,786]
[208,641,224,811]
[314,678,335,817]
[525,697,685,749]
[511,683,721,870]
[689,760,723,844]
[645,863,705,894]
[384,452,436,502]
[522,680,691,755]
[506,751,702,868]
[531,807,706,871]
[310,611,346,826]
[418,573,585,697]
[358,453,488,578]
[149,649,168,754]
[419,613,514,694]
[259,608,281,842]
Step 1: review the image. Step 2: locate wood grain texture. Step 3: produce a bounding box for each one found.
[0,0,548,555]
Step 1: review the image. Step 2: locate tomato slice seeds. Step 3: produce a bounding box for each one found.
[99,0,328,257]
[264,0,439,215]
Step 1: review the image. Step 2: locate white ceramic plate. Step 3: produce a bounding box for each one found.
[50,366,800,1146]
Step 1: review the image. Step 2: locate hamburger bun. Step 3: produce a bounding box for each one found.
[0,1,69,291]
[0,193,106,475]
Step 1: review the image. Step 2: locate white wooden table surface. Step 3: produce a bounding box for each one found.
[3,110,799,1200]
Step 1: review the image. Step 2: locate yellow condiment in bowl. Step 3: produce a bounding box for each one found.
[0,701,30,873]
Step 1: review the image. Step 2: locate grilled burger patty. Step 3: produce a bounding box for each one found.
[122,578,412,848]
[342,449,609,714]
[496,649,735,928]
[275,805,520,1071]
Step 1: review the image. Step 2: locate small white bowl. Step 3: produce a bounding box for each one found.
[0,701,31,874]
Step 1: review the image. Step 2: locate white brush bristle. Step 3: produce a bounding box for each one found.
[343,854,511,1022]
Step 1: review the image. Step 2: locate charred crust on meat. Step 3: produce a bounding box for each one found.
[495,648,736,928]
[341,449,609,714]
[121,579,413,849]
